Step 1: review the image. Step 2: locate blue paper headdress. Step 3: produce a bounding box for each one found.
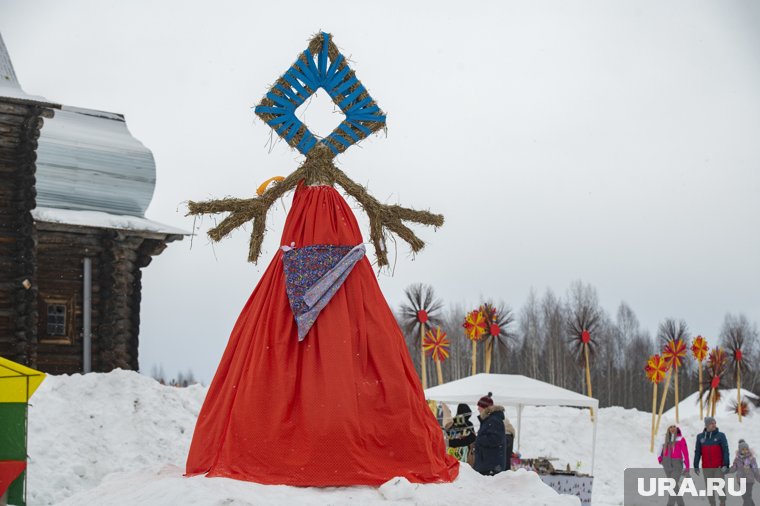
[254,32,386,157]
[187,32,443,267]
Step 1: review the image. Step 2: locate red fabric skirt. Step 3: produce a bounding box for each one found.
[186,184,459,486]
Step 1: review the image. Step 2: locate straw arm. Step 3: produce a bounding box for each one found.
[331,165,443,265]
[184,145,443,266]
[387,205,445,228]
[186,168,307,263]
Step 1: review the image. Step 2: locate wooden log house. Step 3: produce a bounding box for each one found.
[0,34,185,374]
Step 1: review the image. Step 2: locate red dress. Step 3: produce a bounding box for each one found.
[186,184,459,486]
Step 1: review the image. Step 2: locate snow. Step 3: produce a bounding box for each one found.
[31,207,189,236]
[49,465,576,506]
[0,84,55,105]
[24,370,760,505]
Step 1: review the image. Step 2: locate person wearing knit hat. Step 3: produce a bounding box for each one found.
[694,416,730,506]
[728,439,759,506]
[477,393,494,409]
[473,392,507,476]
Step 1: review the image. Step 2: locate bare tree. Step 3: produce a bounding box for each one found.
[150,363,167,385]
[541,289,569,388]
[518,289,542,380]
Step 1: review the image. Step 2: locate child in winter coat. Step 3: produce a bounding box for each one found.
[728,439,759,506]
[658,425,690,506]
[446,403,477,466]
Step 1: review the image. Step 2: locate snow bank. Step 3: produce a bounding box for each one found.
[51,465,578,506]
[27,371,205,505]
[25,370,760,505]
[27,371,578,506]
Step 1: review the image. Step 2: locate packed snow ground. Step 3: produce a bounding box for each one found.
[25,371,760,505]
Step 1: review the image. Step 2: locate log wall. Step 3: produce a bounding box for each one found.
[35,224,181,373]
[0,99,55,366]
[1,98,182,375]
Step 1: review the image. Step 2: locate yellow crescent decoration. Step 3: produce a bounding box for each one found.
[256,176,285,196]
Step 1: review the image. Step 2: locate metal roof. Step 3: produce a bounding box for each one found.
[1,31,177,233]
[0,33,58,106]
[35,106,157,217]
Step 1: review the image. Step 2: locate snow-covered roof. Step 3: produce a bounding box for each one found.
[32,207,189,236]
[424,373,599,409]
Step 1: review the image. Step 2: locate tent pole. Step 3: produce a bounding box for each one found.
[516,404,523,452]
[591,402,597,476]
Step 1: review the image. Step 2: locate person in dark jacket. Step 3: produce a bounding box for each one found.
[473,392,507,476]
[446,403,477,465]
[694,416,730,506]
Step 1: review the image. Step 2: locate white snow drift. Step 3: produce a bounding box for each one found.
[24,370,760,505]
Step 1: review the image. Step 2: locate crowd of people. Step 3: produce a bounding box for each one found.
[657,416,759,506]
[435,392,758,505]
[440,392,515,476]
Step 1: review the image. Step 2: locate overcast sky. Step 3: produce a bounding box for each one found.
[2,0,759,384]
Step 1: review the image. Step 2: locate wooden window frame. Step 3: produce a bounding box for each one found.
[39,296,75,345]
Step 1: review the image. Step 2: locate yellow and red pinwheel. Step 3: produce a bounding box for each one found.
[662,338,688,369]
[691,336,709,362]
[645,355,668,384]
[423,327,450,362]
[463,310,487,341]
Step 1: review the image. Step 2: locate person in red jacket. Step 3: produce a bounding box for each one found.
[658,424,690,506]
[694,416,730,506]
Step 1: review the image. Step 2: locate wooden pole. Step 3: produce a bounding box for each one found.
[710,387,716,417]
[653,368,673,439]
[471,340,477,376]
[698,361,703,421]
[584,342,594,421]
[485,338,493,374]
[738,368,742,423]
[650,382,658,453]
[674,366,679,424]
[420,325,427,390]
[436,360,444,386]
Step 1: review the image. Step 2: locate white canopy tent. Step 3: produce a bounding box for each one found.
[424,373,599,474]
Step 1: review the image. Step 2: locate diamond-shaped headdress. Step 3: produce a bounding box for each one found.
[254,32,386,157]
[187,32,443,267]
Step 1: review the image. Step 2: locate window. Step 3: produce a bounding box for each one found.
[39,296,75,344]
[47,304,67,336]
